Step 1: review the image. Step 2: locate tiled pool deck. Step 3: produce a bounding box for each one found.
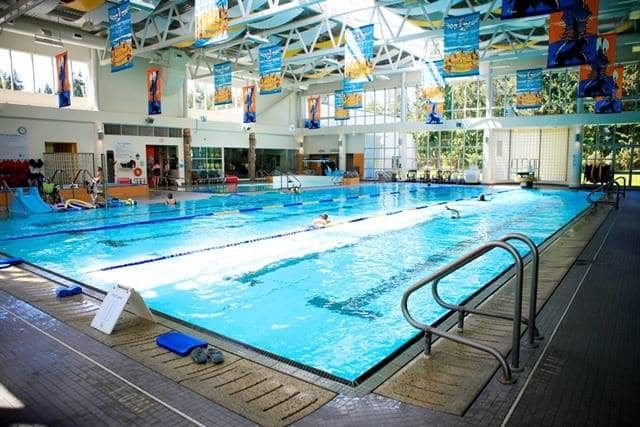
[1,192,637,426]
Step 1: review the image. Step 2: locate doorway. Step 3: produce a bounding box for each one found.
[146,145,179,186]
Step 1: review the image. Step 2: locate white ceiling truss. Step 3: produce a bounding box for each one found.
[1,0,637,89]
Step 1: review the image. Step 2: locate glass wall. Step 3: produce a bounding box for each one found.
[582,123,640,186]
[187,79,244,112]
[191,147,223,180]
[411,130,484,175]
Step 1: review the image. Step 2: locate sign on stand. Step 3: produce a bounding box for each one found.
[91,284,155,335]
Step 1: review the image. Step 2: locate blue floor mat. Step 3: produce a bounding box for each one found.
[0,258,23,269]
[156,331,208,356]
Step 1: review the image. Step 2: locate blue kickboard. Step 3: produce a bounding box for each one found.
[156,332,208,356]
[56,285,83,297]
[0,257,23,269]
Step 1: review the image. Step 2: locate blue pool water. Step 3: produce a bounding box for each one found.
[0,184,591,381]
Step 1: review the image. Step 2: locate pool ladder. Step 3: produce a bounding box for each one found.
[587,177,625,210]
[401,233,541,384]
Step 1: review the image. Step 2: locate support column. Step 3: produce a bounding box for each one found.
[486,67,493,118]
[568,125,583,188]
[248,132,256,180]
[182,77,189,118]
[90,49,100,111]
[338,134,346,171]
[295,137,304,173]
[183,128,192,186]
[398,72,408,179]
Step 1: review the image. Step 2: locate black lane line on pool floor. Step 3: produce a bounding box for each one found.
[86,190,515,274]
[1,186,491,242]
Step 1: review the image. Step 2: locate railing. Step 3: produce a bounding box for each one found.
[73,169,94,184]
[285,173,302,190]
[331,175,343,185]
[587,180,621,210]
[402,237,541,384]
[0,180,10,213]
[614,176,627,198]
[51,169,67,186]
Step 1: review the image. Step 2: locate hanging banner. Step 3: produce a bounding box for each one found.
[595,65,623,114]
[109,1,134,73]
[242,84,257,123]
[54,51,71,108]
[304,96,321,129]
[443,13,480,78]
[578,34,616,98]
[421,60,445,124]
[516,68,543,109]
[213,62,233,105]
[547,0,599,68]
[146,67,162,115]
[194,0,229,48]
[501,0,575,19]
[334,90,350,121]
[344,24,374,83]
[342,80,363,109]
[259,45,282,95]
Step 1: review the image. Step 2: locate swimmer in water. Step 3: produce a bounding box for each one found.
[312,213,330,228]
[165,192,177,206]
[478,194,487,201]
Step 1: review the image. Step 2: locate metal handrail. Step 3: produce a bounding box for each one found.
[402,240,525,384]
[614,176,626,198]
[587,180,621,209]
[0,180,10,213]
[286,173,302,189]
[51,169,67,185]
[73,169,94,184]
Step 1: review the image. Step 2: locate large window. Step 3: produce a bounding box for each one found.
[0,48,12,90]
[71,61,89,98]
[412,130,484,175]
[191,147,223,179]
[33,55,54,94]
[10,50,34,92]
[364,132,402,179]
[187,79,244,112]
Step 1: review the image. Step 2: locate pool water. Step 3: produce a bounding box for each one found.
[0,184,591,381]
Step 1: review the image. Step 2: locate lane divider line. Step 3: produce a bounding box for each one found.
[87,189,517,274]
[3,186,505,243]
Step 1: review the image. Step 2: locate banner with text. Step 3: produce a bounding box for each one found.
[595,65,623,114]
[516,68,543,109]
[343,80,363,109]
[443,13,479,78]
[109,1,134,72]
[55,51,71,108]
[243,84,257,123]
[578,34,616,98]
[334,90,350,120]
[146,67,162,115]
[304,96,321,129]
[194,0,229,48]
[345,24,374,83]
[547,0,599,68]
[214,61,233,105]
[421,60,445,124]
[501,0,576,19]
[259,45,282,95]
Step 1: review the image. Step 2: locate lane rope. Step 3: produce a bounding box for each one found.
[2,186,496,242]
[88,189,515,274]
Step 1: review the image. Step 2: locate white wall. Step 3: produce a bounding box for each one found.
[0,116,97,159]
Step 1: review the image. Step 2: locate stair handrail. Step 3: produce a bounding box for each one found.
[587,180,620,209]
[286,173,302,189]
[614,176,626,198]
[401,240,526,384]
[51,169,67,185]
[73,169,94,184]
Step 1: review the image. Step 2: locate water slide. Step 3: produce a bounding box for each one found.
[10,187,53,216]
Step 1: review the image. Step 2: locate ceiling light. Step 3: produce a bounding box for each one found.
[377,74,390,80]
[298,84,309,91]
[244,32,270,44]
[34,35,63,48]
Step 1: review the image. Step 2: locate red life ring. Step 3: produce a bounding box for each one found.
[134,167,143,177]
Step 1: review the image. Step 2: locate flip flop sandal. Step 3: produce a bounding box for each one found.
[191,347,208,364]
[206,347,224,364]
[56,285,83,298]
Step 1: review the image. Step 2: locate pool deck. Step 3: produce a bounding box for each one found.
[1,191,638,426]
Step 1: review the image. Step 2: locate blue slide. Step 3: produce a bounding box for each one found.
[11,187,53,216]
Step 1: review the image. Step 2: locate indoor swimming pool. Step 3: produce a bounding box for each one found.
[0,184,591,382]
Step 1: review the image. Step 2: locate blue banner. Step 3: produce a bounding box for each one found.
[595,65,623,114]
[578,34,616,98]
[243,85,257,123]
[334,90,350,120]
[55,51,71,108]
[259,45,282,95]
[547,0,598,68]
[343,80,363,109]
[213,61,232,105]
[304,96,321,129]
[443,13,479,78]
[345,24,374,83]
[421,60,445,124]
[516,68,543,109]
[194,0,229,48]
[109,1,134,73]
[501,0,576,19]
